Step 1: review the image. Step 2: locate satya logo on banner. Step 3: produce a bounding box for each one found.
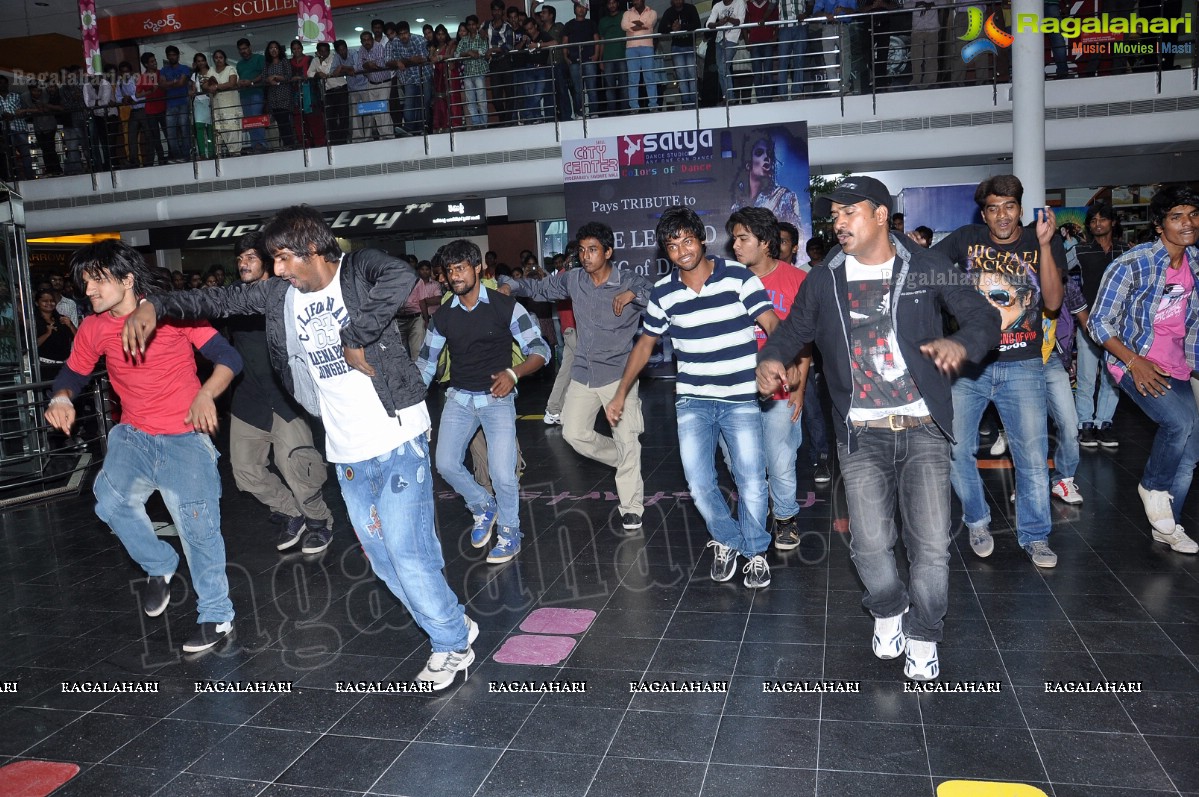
[619,131,714,167]
[563,138,620,183]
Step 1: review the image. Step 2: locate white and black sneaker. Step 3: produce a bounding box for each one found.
[182,621,233,653]
[904,638,940,681]
[143,574,172,617]
[742,555,771,589]
[300,519,333,554]
[417,647,475,690]
[872,609,907,660]
[706,540,739,582]
[272,513,306,551]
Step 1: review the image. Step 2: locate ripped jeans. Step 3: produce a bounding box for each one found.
[335,435,468,653]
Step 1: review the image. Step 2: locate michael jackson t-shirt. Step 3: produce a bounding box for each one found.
[934,223,1067,362]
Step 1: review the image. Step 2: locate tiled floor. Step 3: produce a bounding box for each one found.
[1,375,1198,797]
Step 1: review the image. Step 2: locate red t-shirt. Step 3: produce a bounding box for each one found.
[755,260,807,400]
[66,311,217,435]
[139,72,166,115]
[744,0,778,44]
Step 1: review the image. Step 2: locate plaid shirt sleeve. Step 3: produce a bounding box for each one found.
[509,303,553,366]
[1087,247,1145,351]
[415,314,447,386]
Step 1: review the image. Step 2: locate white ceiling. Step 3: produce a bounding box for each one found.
[0,0,485,44]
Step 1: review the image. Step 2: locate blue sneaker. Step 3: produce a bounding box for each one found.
[486,526,522,564]
[470,503,498,549]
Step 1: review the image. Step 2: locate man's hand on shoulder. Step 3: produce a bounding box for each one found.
[122,300,160,359]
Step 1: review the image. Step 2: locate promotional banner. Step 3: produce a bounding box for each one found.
[79,0,100,75]
[899,184,978,234]
[562,123,811,279]
[298,0,335,44]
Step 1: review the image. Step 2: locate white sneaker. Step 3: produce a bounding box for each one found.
[1153,524,1199,554]
[543,412,561,426]
[1051,478,1083,505]
[989,431,1008,456]
[1137,484,1176,533]
[904,639,940,681]
[465,615,480,645]
[872,609,907,660]
[416,646,475,691]
[967,524,994,558]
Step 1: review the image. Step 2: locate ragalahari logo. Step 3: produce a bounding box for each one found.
[959,6,1014,63]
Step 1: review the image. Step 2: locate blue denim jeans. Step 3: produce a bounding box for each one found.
[762,399,804,519]
[950,358,1052,546]
[838,424,951,642]
[165,104,190,160]
[669,46,698,107]
[748,41,776,100]
[568,60,600,116]
[435,390,520,532]
[94,424,234,625]
[802,371,829,463]
[626,45,658,110]
[715,39,736,101]
[401,82,423,133]
[776,24,808,96]
[1045,358,1079,482]
[1118,372,1199,522]
[241,94,267,150]
[601,60,626,114]
[335,436,469,653]
[1075,329,1120,427]
[462,75,486,127]
[520,66,551,122]
[677,397,769,557]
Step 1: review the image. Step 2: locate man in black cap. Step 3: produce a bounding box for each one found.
[758,176,999,681]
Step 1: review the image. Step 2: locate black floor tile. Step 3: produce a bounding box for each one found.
[371,742,501,797]
[187,725,318,782]
[1119,690,1199,737]
[817,719,928,775]
[924,723,1047,782]
[587,757,706,797]
[606,709,720,762]
[0,706,82,756]
[711,715,818,770]
[475,750,600,797]
[1014,686,1137,733]
[817,770,933,797]
[1032,729,1176,791]
[701,763,817,796]
[329,693,448,741]
[22,711,144,764]
[510,705,624,755]
[916,688,1027,729]
[45,763,176,797]
[276,733,405,791]
[150,773,267,797]
[414,700,533,748]
[648,638,740,676]
[106,717,237,771]
[733,642,824,680]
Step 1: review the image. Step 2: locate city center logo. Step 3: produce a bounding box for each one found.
[959,6,1014,63]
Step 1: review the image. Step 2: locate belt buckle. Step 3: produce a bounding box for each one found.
[887,415,904,432]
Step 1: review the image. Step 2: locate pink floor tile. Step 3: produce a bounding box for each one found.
[519,608,597,636]
[492,634,577,666]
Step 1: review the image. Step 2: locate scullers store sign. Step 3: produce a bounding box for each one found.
[98,0,375,41]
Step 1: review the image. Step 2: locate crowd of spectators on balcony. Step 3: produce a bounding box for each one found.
[0,0,1191,180]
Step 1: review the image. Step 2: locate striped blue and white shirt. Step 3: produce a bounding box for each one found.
[643,257,772,402]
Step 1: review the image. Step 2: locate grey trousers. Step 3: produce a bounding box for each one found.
[230,412,332,523]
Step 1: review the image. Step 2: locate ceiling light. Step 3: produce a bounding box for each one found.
[415,18,425,23]
[354,25,364,31]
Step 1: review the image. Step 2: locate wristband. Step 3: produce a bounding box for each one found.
[48,395,72,408]
[1126,355,1138,370]
[505,368,518,384]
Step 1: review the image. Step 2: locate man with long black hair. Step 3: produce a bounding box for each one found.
[123,205,479,690]
[46,241,241,653]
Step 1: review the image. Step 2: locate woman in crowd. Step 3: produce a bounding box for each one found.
[430,25,456,132]
[190,52,215,159]
[263,40,297,150]
[35,288,76,381]
[289,40,325,148]
[1089,184,1199,555]
[729,130,806,251]
[208,49,242,156]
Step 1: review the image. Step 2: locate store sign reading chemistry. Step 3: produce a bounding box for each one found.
[183,201,484,242]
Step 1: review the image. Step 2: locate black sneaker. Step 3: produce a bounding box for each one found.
[814,458,832,485]
[182,621,233,653]
[1078,424,1098,448]
[1097,423,1118,448]
[706,540,739,582]
[773,515,800,551]
[272,513,306,551]
[143,574,172,617]
[621,513,643,531]
[300,519,333,554]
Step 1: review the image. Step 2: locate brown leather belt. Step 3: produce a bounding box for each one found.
[851,415,934,431]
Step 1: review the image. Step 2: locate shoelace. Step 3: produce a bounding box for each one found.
[706,540,735,564]
[430,650,469,672]
[742,556,767,578]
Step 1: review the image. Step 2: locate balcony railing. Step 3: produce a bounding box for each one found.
[1,2,1194,184]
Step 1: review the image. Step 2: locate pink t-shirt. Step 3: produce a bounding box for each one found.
[1145,256,1194,380]
[755,260,806,400]
[66,311,217,435]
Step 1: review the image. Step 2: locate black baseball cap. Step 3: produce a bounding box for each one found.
[814,176,894,216]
